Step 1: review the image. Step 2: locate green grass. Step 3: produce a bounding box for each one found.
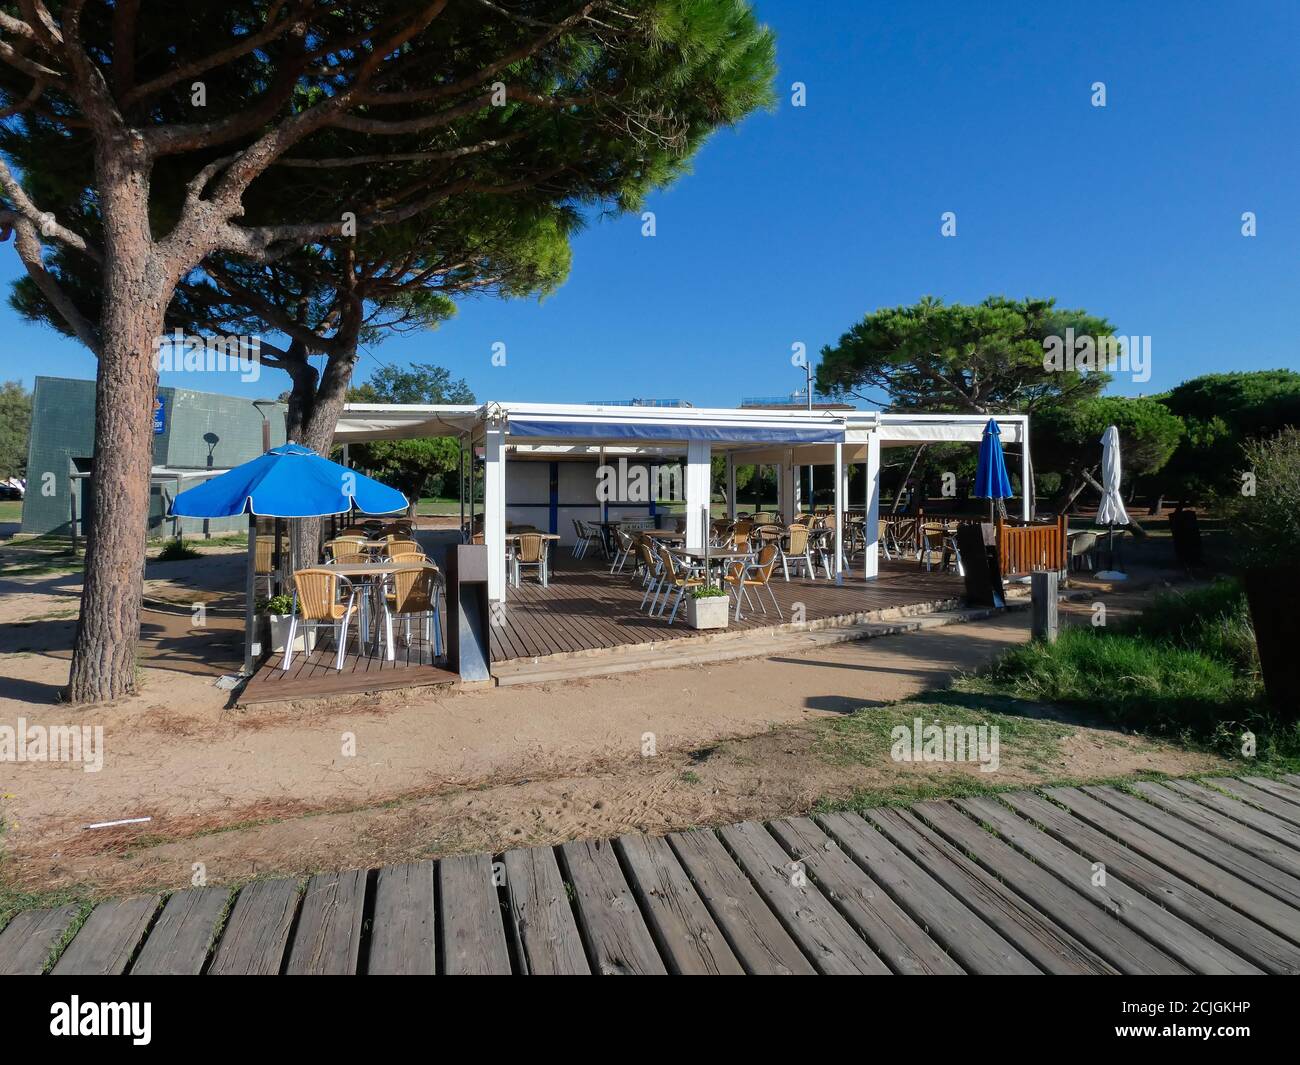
[0,499,21,525]
[972,580,1300,768]
[416,496,463,516]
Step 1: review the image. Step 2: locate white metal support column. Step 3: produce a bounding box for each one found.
[833,442,844,579]
[484,421,507,601]
[863,432,881,579]
[1020,419,1032,521]
[782,448,798,520]
[685,440,711,547]
[725,452,737,520]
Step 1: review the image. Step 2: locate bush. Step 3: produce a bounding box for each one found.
[1223,427,1300,568]
[258,593,294,615]
[156,538,201,562]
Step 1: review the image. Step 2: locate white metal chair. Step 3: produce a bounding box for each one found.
[571,519,597,559]
[281,569,360,672]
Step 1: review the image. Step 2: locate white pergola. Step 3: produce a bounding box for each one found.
[335,401,1031,602]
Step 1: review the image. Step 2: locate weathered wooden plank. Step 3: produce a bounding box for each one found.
[1131,782,1300,880]
[951,797,1249,974]
[815,811,1038,974]
[559,838,666,975]
[439,853,512,975]
[1020,789,1300,973]
[767,816,962,974]
[1243,776,1300,809]
[52,896,160,975]
[368,862,435,975]
[1094,785,1300,909]
[1164,779,1300,849]
[717,821,890,974]
[0,906,82,975]
[616,834,743,975]
[130,888,229,975]
[667,829,815,975]
[502,847,589,975]
[1208,778,1300,829]
[888,806,1114,974]
[284,870,366,975]
[208,878,301,975]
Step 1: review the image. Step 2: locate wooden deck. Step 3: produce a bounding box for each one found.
[7,777,1300,974]
[488,554,963,664]
[238,554,964,702]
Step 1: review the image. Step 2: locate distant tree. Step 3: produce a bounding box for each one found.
[1034,395,1183,511]
[816,295,1115,414]
[1156,370,1300,502]
[346,363,474,512]
[0,380,31,479]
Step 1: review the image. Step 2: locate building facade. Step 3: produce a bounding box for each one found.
[21,376,286,537]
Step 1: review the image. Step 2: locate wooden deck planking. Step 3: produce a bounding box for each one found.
[130,887,230,975]
[949,797,1248,974]
[667,828,816,975]
[502,846,590,975]
[284,871,367,975]
[559,838,666,975]
[51,896,160,976]
[438,853,512,975]
[368,862,436,975]
[886,806,1115,975]
[765,815,963,974]
[1243,775,1300,809]
[816,811,1039,974]
[1208,777,1300,829]
[0,906,82,975]
[716,820,891,974]
[9,781,1300,977]
[615,833,743,975]
[1012,790,1300,974]
[1164,779,1300,849]
[208,878,301,975]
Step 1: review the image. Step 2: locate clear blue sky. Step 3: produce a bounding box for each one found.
[1,0,1296,407]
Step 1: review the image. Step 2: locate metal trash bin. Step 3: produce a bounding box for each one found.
[445,544,492,682]
[957,522,1005,609]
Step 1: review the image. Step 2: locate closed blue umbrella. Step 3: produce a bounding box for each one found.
[170,442,407,518]
[974,418,1013,518]
[169,444,407,677]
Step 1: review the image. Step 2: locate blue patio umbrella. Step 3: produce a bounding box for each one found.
[169,444,408,677]
[170,442,407,518]
[974,418,1014,519]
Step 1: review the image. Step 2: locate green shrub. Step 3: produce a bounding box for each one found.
[257,593,294,615]
[690,585,728,599]
[1223,426,1300,568]
[156,538,201,562]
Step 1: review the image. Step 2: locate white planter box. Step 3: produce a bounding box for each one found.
[687,594,730,630]
[268,614,317,654]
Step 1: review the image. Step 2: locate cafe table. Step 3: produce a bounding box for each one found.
[306,561,430,660]
[669,545,753,584]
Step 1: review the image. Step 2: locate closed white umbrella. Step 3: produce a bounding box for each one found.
[1095,425,1129,579]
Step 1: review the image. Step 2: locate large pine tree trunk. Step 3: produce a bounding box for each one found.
[66,154,168,704]
[286,348,359,558]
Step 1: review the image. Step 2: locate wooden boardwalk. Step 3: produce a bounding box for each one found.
[6,777,1300,975]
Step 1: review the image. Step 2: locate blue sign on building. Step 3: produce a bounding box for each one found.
[153,395,166,434]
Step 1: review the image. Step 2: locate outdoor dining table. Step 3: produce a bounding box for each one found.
[306,561,429,660]
[639,529,685,541]
[670,545,753,584]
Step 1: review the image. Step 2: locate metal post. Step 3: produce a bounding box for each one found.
[244,511,258,675]
[1031,570,1059,643]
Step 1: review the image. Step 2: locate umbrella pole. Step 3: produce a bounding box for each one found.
[243,511,257,676]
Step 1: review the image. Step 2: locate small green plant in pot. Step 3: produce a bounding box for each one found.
[687,584,729,630]
[257,593,312,654]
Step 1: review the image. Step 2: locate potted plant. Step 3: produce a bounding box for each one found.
[687,585,730,630]
[258,593,314,654]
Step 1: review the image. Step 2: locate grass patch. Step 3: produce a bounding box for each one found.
[155,538,203,562]
[972,580,1300,768]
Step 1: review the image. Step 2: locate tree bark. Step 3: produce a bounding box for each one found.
[66,151,168,704]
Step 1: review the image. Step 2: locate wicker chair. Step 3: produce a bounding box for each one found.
[387,549,428,565]
[512,532,548,587]
[323,536,368,561]
[254,535,277,597]
[327,551,370,566]
[722,544,781,621]
[281,568,359,672]
[636,540,666,611]
[571,519,596,559]
[385,537,421,555]
[655,544,703,625]
[383,563,443,658]
[777,523,816,581]
[610,528,637,575]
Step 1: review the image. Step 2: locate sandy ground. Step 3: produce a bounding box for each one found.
[0,538,1227,897]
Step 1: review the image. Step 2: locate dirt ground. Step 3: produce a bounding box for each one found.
[0,537,1228,898]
